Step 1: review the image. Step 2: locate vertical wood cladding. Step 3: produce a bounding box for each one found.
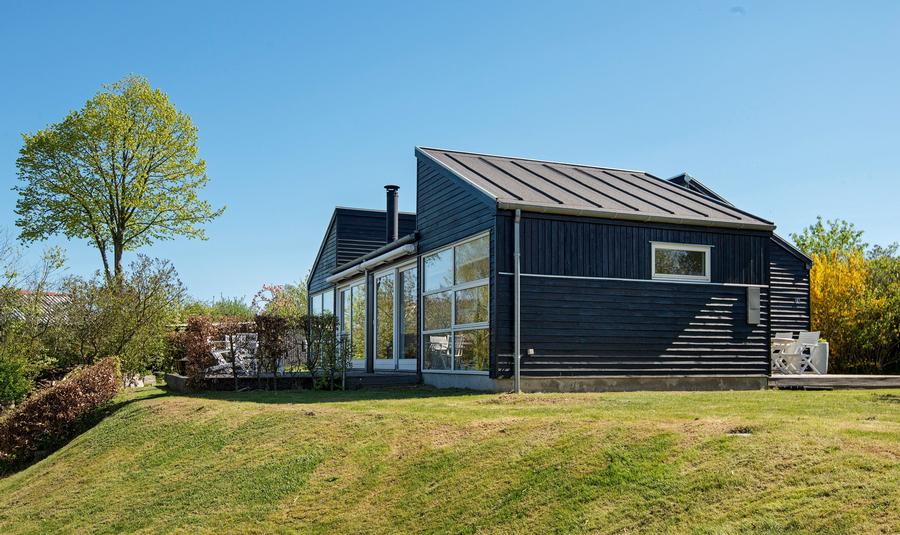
[496,211,769,285]
[768,239,811,334]
[494,211,772,377]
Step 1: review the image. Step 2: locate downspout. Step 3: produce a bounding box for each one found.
[514,209,522,394]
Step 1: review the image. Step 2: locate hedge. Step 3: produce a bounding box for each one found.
[0,357,121,470]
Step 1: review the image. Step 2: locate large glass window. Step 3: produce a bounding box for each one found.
[424,248,453,291]
[651,243,711,282]
[422,233,490,372]
[310,290,334,316]
[350,282,366,360]
[400,267,417,359]
[375,272,395,360]
[338,282,366,365]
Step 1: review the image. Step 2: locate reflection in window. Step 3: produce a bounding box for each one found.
[350,283,366,359]
[455,285,489,325]
[423,248,453,292]
[375,273,394,360]
[421,233,490,372]
[424,291,452,331]
[424,333,451,370]
[652,243,710,281]
[455,329,489,371]
[455,234,489,284]
[401,268,417,359]
[322,289,334,315]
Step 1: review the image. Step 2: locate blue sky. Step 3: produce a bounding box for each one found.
[1,1,898,300]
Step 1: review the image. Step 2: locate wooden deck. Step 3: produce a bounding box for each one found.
[769,374,900,390]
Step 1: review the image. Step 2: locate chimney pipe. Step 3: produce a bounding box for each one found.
[385,185,399,243]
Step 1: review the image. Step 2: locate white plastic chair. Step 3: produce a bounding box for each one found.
[771,333,797,373]
[798,331,820,345]
[807,342,829,374]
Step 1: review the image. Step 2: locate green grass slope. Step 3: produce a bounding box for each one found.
[1,386,898,534]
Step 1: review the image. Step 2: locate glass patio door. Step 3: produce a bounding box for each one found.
[374,271,395,369]
[373,263,418,371]
[338,279,366,370]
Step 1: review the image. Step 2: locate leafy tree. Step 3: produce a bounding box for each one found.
[58,256,185,374]
[0,234,65,407]
[15,75,223,282]
[809,251,868,372]
[791,216,867,259]
[181,296,254,321]
[252,281,307,319]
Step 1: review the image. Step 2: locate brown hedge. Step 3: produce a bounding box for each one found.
[0,357,121,469]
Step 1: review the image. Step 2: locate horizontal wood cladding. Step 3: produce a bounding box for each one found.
[308,210,416,294]
[495,276,770,377]
[416,156,496,254]
[496,211,770,285]
[335,211,416,265]
[768,239,810,334]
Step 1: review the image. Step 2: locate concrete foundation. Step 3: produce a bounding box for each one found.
[493,375,768,393]
[422,372,499,391]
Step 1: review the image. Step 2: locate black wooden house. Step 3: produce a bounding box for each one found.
[307,148,811,391]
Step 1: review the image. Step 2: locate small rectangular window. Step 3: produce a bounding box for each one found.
[651,242,711,282]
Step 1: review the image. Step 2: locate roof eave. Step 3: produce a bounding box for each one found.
[497,201,776,232]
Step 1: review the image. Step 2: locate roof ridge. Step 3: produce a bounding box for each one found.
[417,146,645,174]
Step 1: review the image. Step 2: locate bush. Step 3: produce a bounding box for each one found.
[185,316,215,388]
[0,357,121,470]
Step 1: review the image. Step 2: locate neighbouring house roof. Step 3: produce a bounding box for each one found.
[11,290,68,321]
[416,147,775,231]
[667,173,812,264]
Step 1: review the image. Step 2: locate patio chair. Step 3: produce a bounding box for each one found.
[797,331,820,345]
[807,342,829,374]
[771,333,799,374]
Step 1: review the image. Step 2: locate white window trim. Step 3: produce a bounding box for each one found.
[651,242,712,282]
[373,262,419,369]
[421,231,491,374]
[337,276,366,366]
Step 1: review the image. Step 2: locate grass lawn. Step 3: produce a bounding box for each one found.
[1,386,898,534]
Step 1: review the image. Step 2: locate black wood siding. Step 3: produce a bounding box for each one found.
[415,153,498,374]
[497,211,769,285]
[495,276,770,376]
[415,156,496,254]
[335,211,417,266]
[308,208,416,294]
[494,211,771,377]
[768,239,811,335]
[308,218,338,294]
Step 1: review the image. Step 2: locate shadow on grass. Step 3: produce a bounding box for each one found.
[164,384,489,405]
[0,389,168,478]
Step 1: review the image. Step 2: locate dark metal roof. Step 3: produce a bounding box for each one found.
[667,173,811,264]
[417,147,774,231]
[667,173,735,207]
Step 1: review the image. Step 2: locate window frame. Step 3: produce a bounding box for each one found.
[421,232,490,374]
[650,241,712,282]
[337,276,366,367]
